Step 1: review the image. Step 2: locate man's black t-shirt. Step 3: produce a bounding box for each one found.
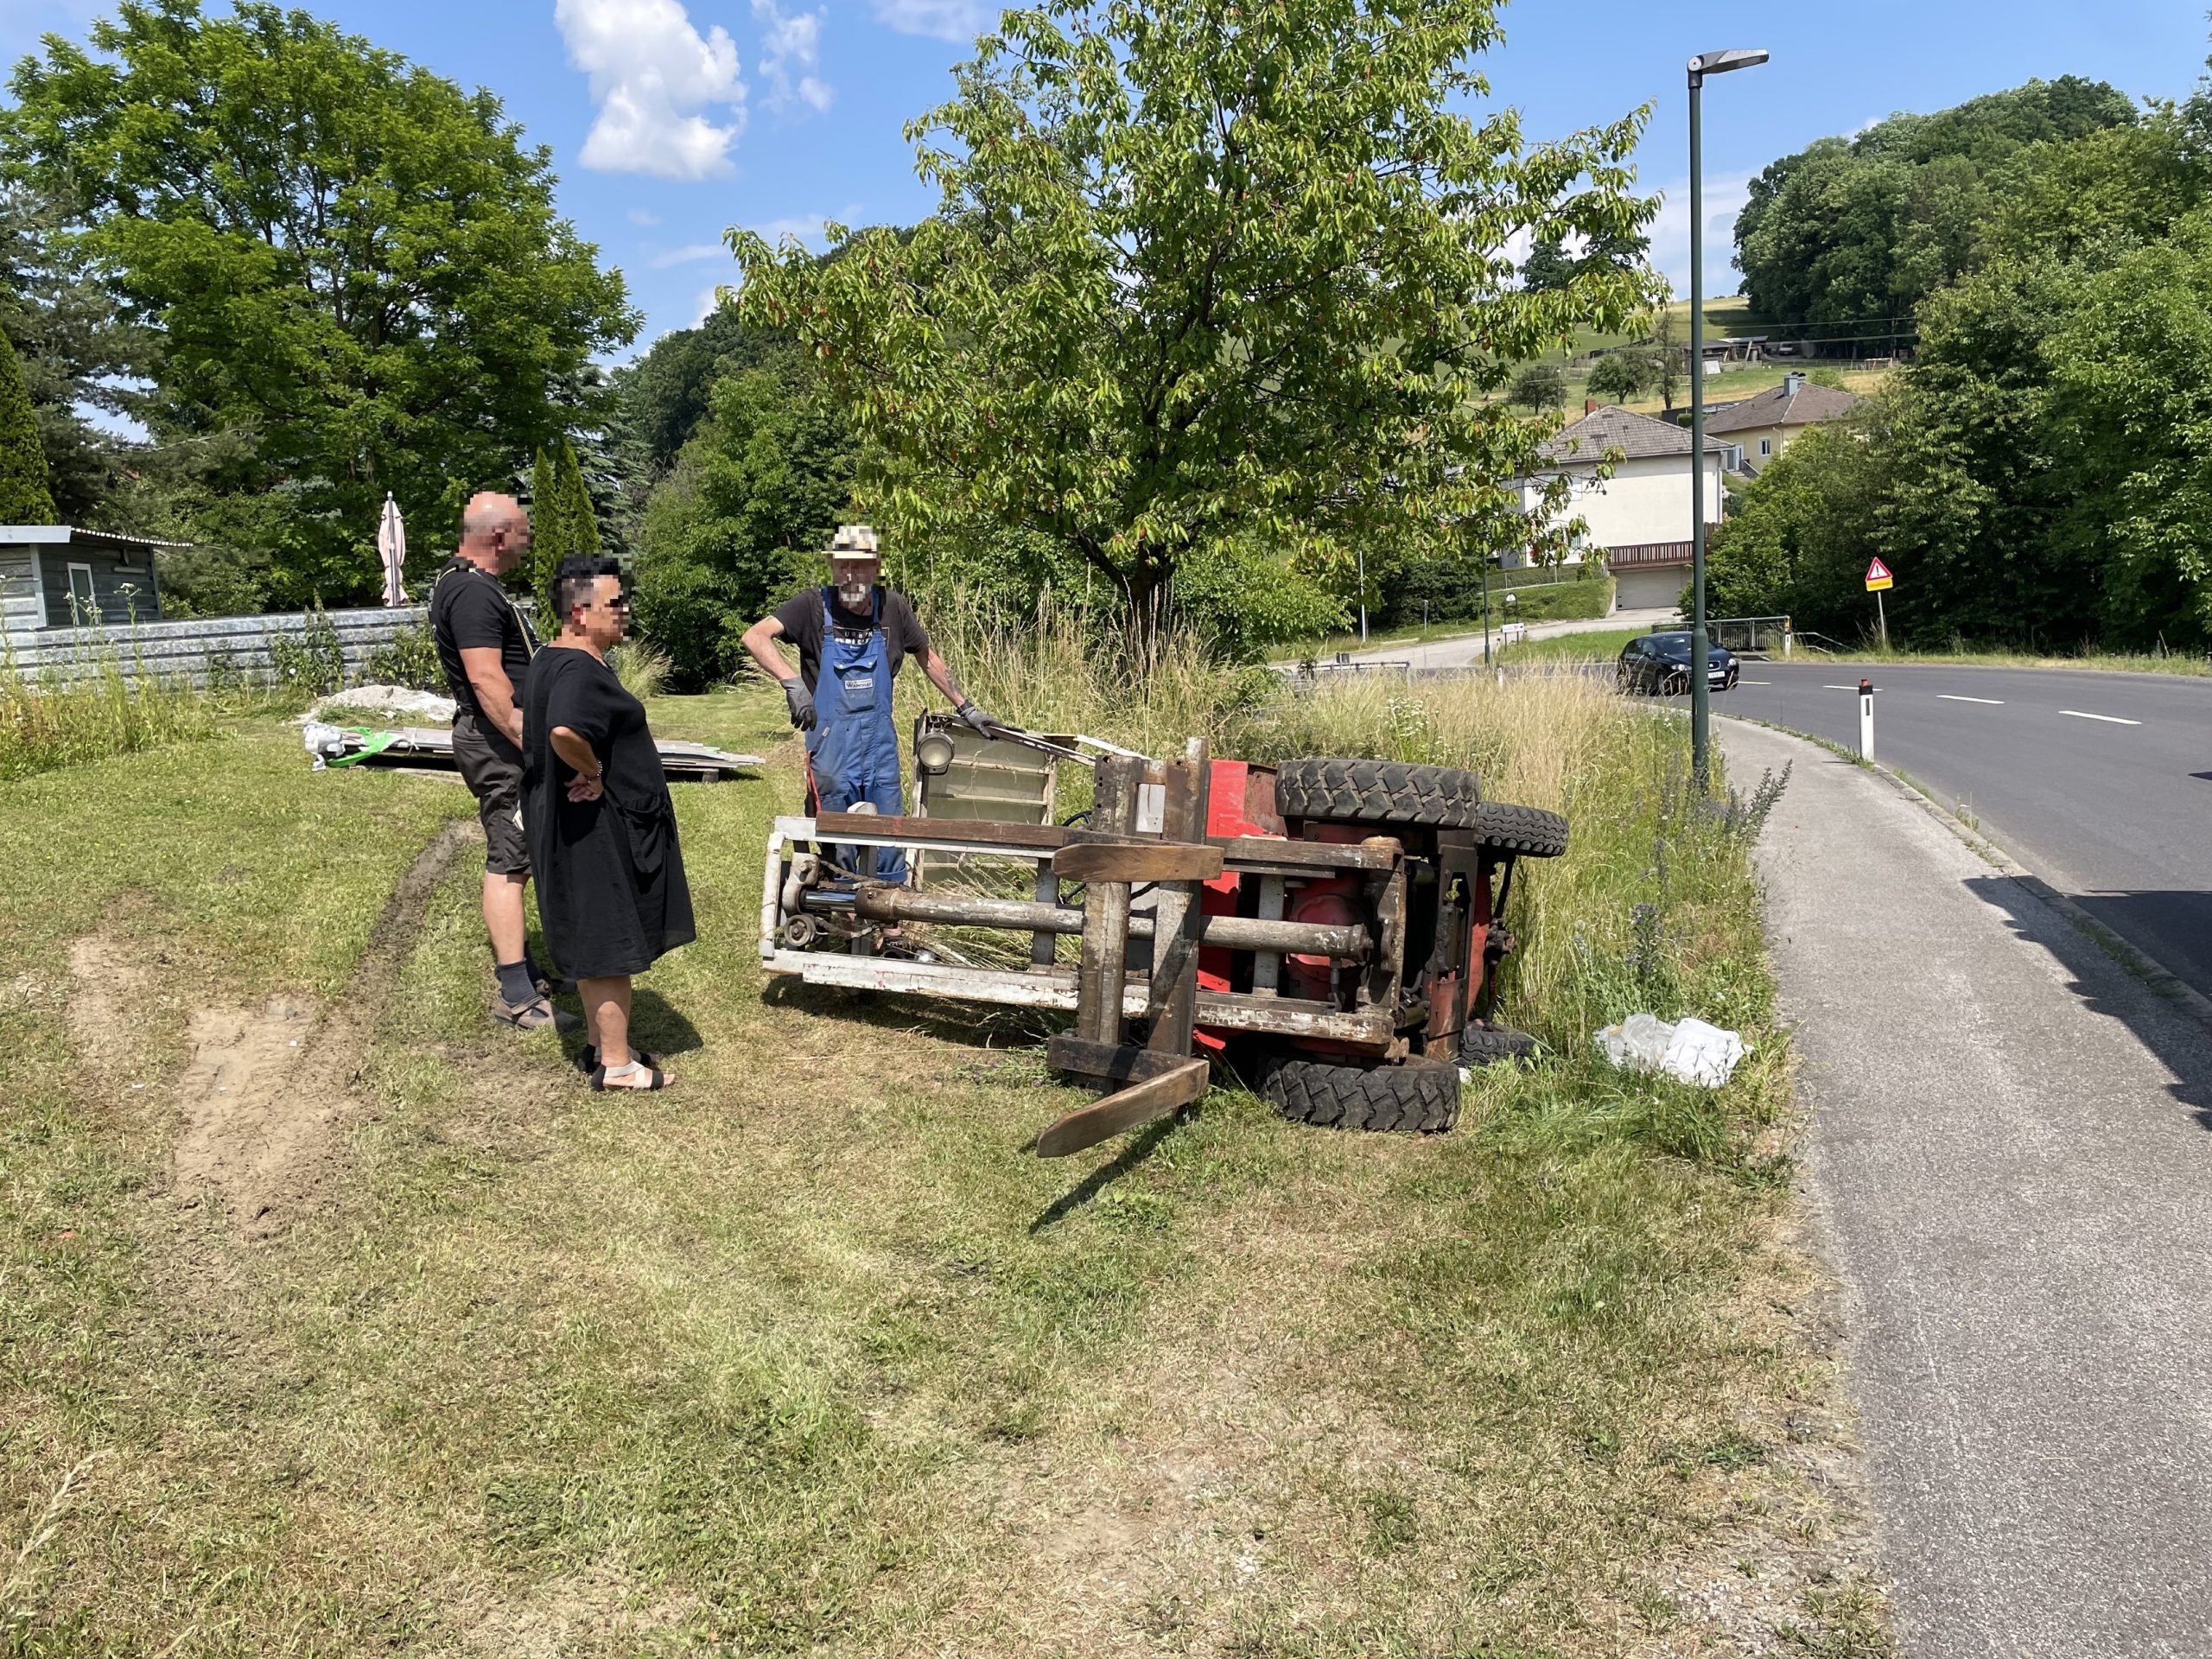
[771,586,931,693]
[429,558,537,721]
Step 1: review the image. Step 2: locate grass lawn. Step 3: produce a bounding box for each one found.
[1796,643,2212,677]
[1499,626,1649,665]
[0,670,1891,1656]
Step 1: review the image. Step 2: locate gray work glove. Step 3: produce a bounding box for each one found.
[955,698,995,735]
[780,677,817,731]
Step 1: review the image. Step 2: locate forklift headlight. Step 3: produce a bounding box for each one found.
[916,731,957,776]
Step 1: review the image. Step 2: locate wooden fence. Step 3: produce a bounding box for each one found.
[3,605,429,689]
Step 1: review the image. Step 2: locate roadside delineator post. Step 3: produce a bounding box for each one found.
[1858,677,1875,761]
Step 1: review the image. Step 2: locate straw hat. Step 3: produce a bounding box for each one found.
[826,524,880,558]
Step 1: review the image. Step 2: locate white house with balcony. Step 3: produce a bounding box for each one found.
[1508,404,1730,612]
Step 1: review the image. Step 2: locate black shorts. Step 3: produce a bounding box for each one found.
[451,711,529,876]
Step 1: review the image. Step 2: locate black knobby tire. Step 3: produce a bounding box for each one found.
[1253,1052,1462,1134]
[1459,1024,1539,1067]
[1274,758,1482,830]
[1467,801,1569,859]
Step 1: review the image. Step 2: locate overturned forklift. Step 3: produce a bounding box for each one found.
[760,717,1567,1157]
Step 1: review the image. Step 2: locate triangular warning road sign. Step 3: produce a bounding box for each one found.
[1865,557,1894,591]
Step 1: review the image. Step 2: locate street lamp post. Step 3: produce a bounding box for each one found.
[1688,46,1767,787]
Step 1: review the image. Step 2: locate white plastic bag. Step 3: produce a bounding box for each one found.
[1660,1017,1745,1087]
[1595,1011,1674,1072]
[1593,1012,1746,1088]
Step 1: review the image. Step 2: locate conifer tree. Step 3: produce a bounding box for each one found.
[556,438,602,559]
[0,327,56,524]
[529,446,569,607]
[532,438,602,613]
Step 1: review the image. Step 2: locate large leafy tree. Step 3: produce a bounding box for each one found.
[5,0,638,605]
[612,302,797,477]
[631,365,858,688]
[2047,213,2212,646]
[733,0,1655,623]
[1734,77,2139,327]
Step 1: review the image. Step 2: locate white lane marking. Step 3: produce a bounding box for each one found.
[1736,678,1770,685]
[2061,709,2141,726]
[1938,694,2004,705]
[1822,683,1859,690]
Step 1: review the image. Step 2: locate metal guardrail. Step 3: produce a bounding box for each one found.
[1701,615,1795,658]
[1277,658,1414,686]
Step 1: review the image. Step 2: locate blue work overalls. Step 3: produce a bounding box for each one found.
[806,588,908,883]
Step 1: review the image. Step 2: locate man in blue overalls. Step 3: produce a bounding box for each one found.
[741,524,995,882]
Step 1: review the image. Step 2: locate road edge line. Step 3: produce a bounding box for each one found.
[1719,713,2212,1042]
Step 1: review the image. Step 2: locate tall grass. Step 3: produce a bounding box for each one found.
[0,652,223,781]
[898,602,1790,1166]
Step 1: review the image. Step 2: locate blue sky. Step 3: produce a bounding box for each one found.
[0,0,2204,356]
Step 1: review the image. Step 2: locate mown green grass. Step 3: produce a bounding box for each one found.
[0,664,1890,1656]
[1498,626,1649,665]
[1802,643,2212,677]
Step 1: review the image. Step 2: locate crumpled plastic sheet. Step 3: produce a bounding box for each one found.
[1594,1012,1747,1088]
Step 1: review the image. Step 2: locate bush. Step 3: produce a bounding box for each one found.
[608,641,670,702]
[361,620,441,690]
[265,605,346,697]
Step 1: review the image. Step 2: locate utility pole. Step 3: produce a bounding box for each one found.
[1357,543,1369,645]
[1481,556,1493,665]
[1688,46,1768,787]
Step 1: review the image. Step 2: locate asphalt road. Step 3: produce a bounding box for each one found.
[1684,660,2212,1000]
[1719,719,2212,1657]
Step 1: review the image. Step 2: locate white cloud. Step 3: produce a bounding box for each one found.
[693,283,731,324]
[868,0,986,42]
[751,213,830,246]
[651,241,729,267]
[744,207,864,251]
[754,0,833,113]
[628,207,663,225]
[556,0,747,181]
[1646,172,1753,297]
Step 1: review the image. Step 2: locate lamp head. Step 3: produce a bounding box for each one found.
[1688,48,1769,85]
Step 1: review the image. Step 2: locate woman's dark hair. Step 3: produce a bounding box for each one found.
[552,556,625,621]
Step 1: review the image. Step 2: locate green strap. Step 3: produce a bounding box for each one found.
[324,727,398,768]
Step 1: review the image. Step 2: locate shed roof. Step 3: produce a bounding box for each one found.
[1702,378,1862,435]
[1536,404,1726,466]
[0,525,190,552]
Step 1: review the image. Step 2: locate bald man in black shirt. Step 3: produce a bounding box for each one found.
[429,491,568,1028]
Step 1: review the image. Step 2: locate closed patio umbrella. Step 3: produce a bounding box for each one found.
[377,492,408,606]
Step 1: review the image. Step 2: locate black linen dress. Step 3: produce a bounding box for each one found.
[521,646,696,979]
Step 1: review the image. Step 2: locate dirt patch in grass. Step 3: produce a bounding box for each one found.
[61,934,156,1078]
[67,817,475,1237]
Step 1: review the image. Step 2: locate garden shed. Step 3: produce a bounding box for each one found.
[0,525,173,639]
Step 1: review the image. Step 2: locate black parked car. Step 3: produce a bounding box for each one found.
[1616,631,1738,696]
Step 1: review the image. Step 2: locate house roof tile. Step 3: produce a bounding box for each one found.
[1536,404,1726,465]
[1702,378,1862,435]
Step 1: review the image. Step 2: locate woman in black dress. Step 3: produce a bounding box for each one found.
[522,556,696,1090]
